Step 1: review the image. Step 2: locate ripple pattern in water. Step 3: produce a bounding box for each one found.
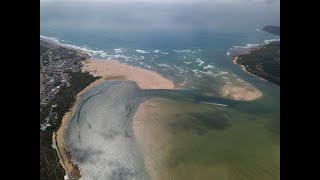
[64,80,149,180]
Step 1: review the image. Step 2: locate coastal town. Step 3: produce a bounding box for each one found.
[40,39,98,180]
[40,39,89,130]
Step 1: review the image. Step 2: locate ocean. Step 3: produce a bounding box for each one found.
[41,5,280,179]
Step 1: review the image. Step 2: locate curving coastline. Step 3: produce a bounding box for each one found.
[55,59,175,179]
[55,77,106,179]
[232,56,269,82]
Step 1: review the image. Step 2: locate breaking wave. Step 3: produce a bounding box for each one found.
[203,65,214,69]
[173,50,191,53]
[136,49,150,54]
[40,35,108,58]
[195,58,205,66]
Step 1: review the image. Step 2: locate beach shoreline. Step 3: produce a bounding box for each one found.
[54,77,106,179]
[54,59,175,179]
[232,56,269,83]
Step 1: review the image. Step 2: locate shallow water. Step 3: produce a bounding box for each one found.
[133,98,279,180]
[64,79,279,180]
[64,81,149,180]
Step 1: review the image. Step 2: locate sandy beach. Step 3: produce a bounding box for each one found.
[82,59,175,89]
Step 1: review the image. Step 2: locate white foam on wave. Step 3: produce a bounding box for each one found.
[40,35,109,58]
[203,65,214,70]
[114,48,123,53]
[153,50,160,53]
[161,52,169,55]
[213,71,228,77]
[173,50,191,53]
[195,58,205,66]
[173,65,184,72]
[264,38,280,44]
[107,54,130,61]
[158,64,172,69]
[227,38,279,57]
[231,43,261,49]
[183,61,192,64]
[192,69,199,73]
[140,56,144,60]
[237,78,244,82]
[136,49,150,53]
[199,70,213,75]
[227,43,261,57]
[40,35,60,43]
[256,29,260,32]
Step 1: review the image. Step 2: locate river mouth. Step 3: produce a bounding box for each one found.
[64,80,279,180]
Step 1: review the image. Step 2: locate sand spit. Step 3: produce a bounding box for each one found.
[222,56,263,101]
[82,59,175,89]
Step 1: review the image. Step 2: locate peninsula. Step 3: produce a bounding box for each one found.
[232,26,280,86]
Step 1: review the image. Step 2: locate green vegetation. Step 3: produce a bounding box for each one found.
[40,45,48,56]
[40,71,99,180]
[50,72,99,125]
[262,26,280,36]
[237,41,280,86]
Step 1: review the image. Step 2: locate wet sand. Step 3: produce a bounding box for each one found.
[221,84,262,101]
[223,56,263,101]
[133,99,172,180]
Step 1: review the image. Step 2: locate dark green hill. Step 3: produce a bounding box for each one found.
[262,26,280,36]
[40,45,48,56]
[237,41,280,86]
